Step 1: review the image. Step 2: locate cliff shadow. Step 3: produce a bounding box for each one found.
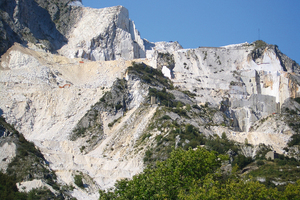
[0,0,68,55]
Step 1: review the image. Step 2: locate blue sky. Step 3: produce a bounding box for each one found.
[82,0,300,63]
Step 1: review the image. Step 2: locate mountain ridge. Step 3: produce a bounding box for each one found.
[1,1,300,199]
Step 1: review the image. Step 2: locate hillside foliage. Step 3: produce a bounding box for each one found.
[99,147,300,200]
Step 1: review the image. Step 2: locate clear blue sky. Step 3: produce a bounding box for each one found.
[82,0,300,63]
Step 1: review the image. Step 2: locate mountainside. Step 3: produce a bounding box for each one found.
[1,1,300,199]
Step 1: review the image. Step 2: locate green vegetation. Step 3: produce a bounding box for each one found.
[288,134,300,147]
[205,134,239,155]
[282,98,300,133]
[182,90,197,98]
[180,177,300,200]
[108,117,122,127]
[99,147,223,199]
[158,52,175,67]
[148,87,176,107]
[202,51,208,60]
[0,116,17,134]
[74,174,84,189]
[99,147,300,199]
[232,154,253,169]
[0,117,66,199]
[72,127,88,140]
[0,172,27,200]
[7,132,56,184]
[294,97,300,104]
[139,103,234,165]
[127,62,172,88]
[99,78,128,111]
[248,155,300,187]
[0,171,62,200]
[254,40,268,49]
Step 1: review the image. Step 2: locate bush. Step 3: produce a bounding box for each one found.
[256,160,265,166]
[288,134,300,147]
[148,87,176,107]
[294,97,300,104]
[232,155,253,169]
[160,115,171,120]
[127,62,171,88]
[100,147,222,199]
[254,40,268,49]
[0,172,27,200]
[74,175,84,189]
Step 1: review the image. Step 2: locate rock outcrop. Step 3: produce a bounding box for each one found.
[0,0,83,54]
[152,42,300,131]
[1,2,300,199]
[59,5,146,61]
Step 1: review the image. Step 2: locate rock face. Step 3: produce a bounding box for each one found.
[0,1,147,61]
[153,42,300,131]
[0,0,82,54]
[0,43,153,199]
[59,6,146,61]
[1,2,300,200]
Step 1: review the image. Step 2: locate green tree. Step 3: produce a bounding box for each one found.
[179,176,282,200]
[0,172,27,200]
[99,147,223,199]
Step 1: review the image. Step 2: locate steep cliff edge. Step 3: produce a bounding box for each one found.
[156,41,300,131]
[0,0,83,55]
[0,116,74,199]
[1,2,300,199]
[1,41,300,198]
[0,0,146,61]
[59,5,146,61]
[0,43,153,199]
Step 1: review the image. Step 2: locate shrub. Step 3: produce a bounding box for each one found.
[256,160,265,166]
[254,40,268,49]
[74,175,84,189]
[160,115,171,120]
[288,134,300,147]
[232,155,253,169]
[100,147,222,199]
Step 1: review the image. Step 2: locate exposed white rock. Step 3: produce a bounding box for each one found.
[162,66,172,79]
[1,1,300,198]
[1,38,300,199]
[17,179,57,194]
[0,142,16,171]
[69,1,83,7]
[0,43,154,199]
[151,43,299,131]
[59,6,145,61]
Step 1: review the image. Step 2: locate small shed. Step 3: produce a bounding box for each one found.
[265,151,278,160]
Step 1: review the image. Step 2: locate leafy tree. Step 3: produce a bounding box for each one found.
[179,175,282,200]
[99,147,223,199]
[0,172,27,200]
[283,180,300,199]
[232,154,253,169]
[99,146,300,200]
